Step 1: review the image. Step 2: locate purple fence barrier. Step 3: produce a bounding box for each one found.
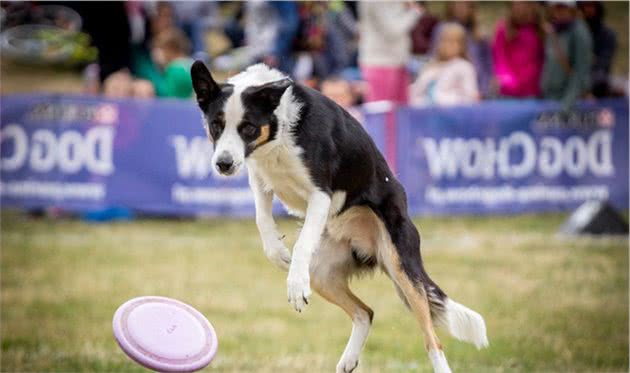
[1,95,627,216]
[396,99,628,215]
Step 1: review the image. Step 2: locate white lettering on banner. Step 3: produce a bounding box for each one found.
[507,132,537,178]
[425,184,610,206]
[0,180,105,200]
[58,131,84,173]
[564,137,588,177]
[422,138,460,179]
[170,135,213,179]
[538,137,564,177]
[85,127,114,175]
[420,130,614,180]
[170,135,248,180]
[460,138,484,178]
[1,124,28,171]
[171,184,253,205]
[0,124,115,175]
[587,130,614,177]
[30,129,57,172]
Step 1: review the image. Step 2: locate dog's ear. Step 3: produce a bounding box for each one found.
[242,78,292,112]
[191,61,219,109]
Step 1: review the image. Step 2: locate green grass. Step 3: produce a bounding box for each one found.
[1,211,628,372]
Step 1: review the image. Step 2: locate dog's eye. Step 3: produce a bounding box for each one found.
[210,119,224,139]
[240,123,257,137]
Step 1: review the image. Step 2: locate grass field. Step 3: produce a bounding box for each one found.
[1,211,628,372]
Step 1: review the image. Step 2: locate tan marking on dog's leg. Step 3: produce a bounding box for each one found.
[312,279,373,322]
[381,245,451,373]
[391,262,441,350]
[310,235,373,373]
[312,278,373,373]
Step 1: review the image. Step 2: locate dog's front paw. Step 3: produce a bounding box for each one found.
[286,268,311,312]
[264,244,291,271]
[336,355,359,373]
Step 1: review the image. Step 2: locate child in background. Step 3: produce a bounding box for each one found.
[320,77,362,122]
[102,70,134,98]
[410,23,479,107]
[492,2,544,97]
[432,2,493,98]
[102,69,156,99]
[150,28,195,99]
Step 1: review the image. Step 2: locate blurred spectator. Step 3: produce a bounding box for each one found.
[292,2,329,81]
[411,2,439,56]
[359,1,422,104]
[492,2,544,97]
[149,28,194,99]
[324,1,359,76]
[223,4,246,49]
[320,76,362,121]
[83,63,101,95]
[578,1,617,97]
[244,1,276,61]
[268,1,300,73]
[243,1,299,74]
[541,1,592,109]
[70,2,131,82]
[126,1,146,47]
[132,79,156,99]
[432,2,493,97]
[103,70,154,99]
[171,2,219,56]
[150,2,176,37]
[103,70,133,98]
[410,23,479,107]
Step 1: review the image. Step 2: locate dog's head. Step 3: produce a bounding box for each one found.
[190,61,293,176]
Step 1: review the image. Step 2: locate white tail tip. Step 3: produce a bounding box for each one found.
[445,299,489,349]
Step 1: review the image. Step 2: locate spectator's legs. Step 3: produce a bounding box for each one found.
[361,66,409,104]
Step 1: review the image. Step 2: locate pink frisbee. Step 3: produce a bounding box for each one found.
[112,296,218,372]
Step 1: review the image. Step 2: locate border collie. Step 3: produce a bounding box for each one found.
[190,62,488,373]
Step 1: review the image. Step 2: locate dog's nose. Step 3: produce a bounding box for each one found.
[216,153,234,173]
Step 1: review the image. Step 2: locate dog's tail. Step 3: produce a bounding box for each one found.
[426,284,489,349]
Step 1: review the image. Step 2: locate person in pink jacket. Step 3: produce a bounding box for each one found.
[492,2,544,97]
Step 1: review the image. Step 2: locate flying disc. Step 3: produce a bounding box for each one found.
[112,296,218,372]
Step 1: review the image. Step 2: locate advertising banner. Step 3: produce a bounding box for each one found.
[1,94,387,216]
[396,100,628,215]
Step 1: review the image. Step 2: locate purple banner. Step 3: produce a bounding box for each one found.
[0,94,386,216]
[2,95,626,216]
[396,99,629,215]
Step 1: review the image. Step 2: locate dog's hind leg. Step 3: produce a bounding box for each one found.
[382,245,451,373]
[310,234,373,373]
[376,193,452,373]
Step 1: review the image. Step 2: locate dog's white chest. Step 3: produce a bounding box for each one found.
[248,146,314,216]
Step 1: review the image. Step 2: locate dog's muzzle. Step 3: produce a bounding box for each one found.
[215,152,235,175]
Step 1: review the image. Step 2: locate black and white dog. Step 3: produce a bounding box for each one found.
[190,62,488,373]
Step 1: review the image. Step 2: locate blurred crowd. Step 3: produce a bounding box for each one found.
[46,1,622,110]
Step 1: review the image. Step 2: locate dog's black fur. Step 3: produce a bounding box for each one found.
[291,83,446,303]
[191,60,446,311]
[190,62,489,372]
